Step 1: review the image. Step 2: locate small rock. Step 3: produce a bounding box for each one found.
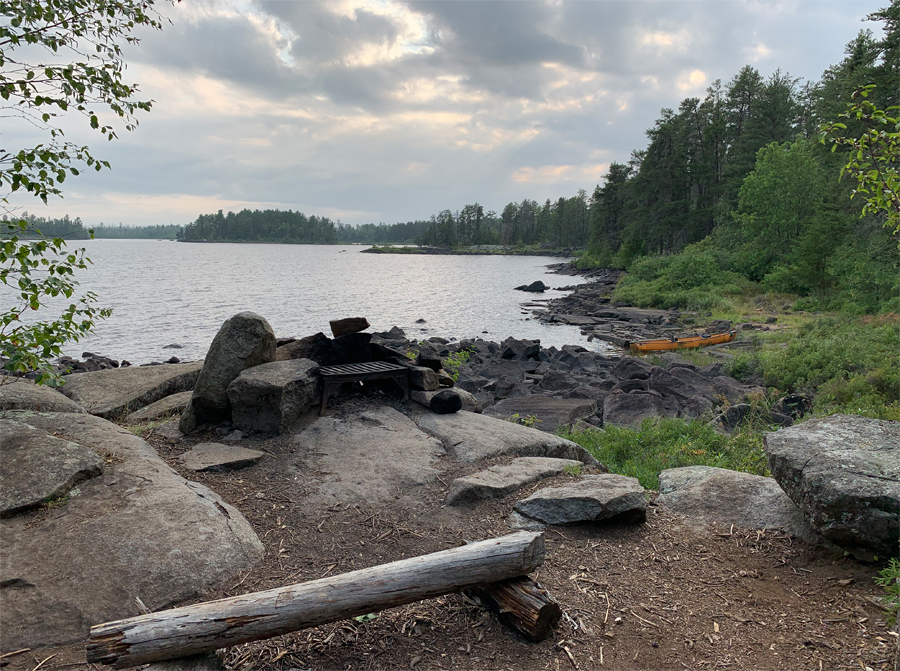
[180,443,265,472]
[513,474,647,525]
[329,317,370,338]
[409,366,439,392]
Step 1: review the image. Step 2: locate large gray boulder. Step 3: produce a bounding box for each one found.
[657,466,820,543]
[0,411,264,650]
[58,362,202,419]
[446,457,584,506]
[180,312,276,434]
[0,379,86,414]
[294,407,445,505]
[514,474,647,525]
[603,392,677,428]
[0,421,103,517]
[484,396,597,433]
[764,414,900,560]
[226,359,319,435]
[417,411,597,464]
[125,391,193,423]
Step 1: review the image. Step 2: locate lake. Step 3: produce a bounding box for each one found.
[2,240,612,364]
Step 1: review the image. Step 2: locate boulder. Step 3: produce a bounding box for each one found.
[484,396,597,433]
[0,421,104,517]
[275,332,333,364]
[226,359,320,435]
[409,366,440,391]
[417,411,597,464]
[603,392,677,428]
[431,390,463,414]
[657,466,820,542]
[711,376,751,404]
[764,415,900,560]
[180,312,276,433]
[0,411,263,650]
[329,332,373,365]
[0,380,85,414]
[649,366,716,402]
[329,317,370,338]
[514,281,547,293]
[446,457,584,506]
[180,443,265,472]
[436,369,455,387]
[611,357,654,381]
[415,341,444,371]
[59,361,203,420]
[411,388,478,413]
[125,391,193,423]
[513,475,647,525]
[539,370,574,392]
[293,407,445,505]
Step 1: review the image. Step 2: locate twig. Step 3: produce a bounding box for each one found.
[629,610,661,628]
[32,654,56,671]
[0,649,29,660]
[563,645,579,669]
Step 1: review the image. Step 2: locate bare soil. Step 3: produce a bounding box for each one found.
[5,391,898,671]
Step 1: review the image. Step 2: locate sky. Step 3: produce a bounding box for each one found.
[6,0,888,228]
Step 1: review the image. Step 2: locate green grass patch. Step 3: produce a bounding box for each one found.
[559,418,768,490]
[726,314,900,419]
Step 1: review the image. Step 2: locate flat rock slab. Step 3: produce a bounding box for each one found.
[657,466,820,543]
[58,361,203,419]
[294,407,446,505]
[0,421,103,517]
[484,396,597,433]
[417,411,597,464]
[126,391,193,423]
[514,474,647,525]
[446,457,584,506]
[603,392,677,428]
[180,443,265,472]
[0,380,86,414]
[0,411,263,650]
[764,414,900,560]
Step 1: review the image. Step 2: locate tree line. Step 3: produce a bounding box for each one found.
[16,213,180,240]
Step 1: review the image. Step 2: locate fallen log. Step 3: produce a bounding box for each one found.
[87,531,545,669]
[469,576,562,641]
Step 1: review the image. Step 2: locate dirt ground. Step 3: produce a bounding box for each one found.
[5,390,898,671]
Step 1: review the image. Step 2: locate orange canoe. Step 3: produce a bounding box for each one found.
[629,331,736,353]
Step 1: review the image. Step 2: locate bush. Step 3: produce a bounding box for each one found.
[560,418,768,490]
[612,245,750,311]
[727,315,900,418]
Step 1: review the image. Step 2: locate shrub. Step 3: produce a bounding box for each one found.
[613,245,750,311]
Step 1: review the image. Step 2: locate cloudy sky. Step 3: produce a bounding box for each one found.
[9,0,887,228]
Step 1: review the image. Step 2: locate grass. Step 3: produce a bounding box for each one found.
[559,418,769,491]
[726,314,900,420]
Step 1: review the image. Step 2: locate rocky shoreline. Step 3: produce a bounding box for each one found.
[361,245,576,256]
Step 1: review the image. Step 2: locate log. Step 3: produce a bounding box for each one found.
[469,576,562,641]
[87,531,545,669]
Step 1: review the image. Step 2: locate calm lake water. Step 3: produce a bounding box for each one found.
[2,240,613,364]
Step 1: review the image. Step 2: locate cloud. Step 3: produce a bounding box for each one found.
[8,0,888,229]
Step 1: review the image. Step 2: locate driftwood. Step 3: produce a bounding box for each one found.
[469,576,562,641]
[87,531,545,669]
